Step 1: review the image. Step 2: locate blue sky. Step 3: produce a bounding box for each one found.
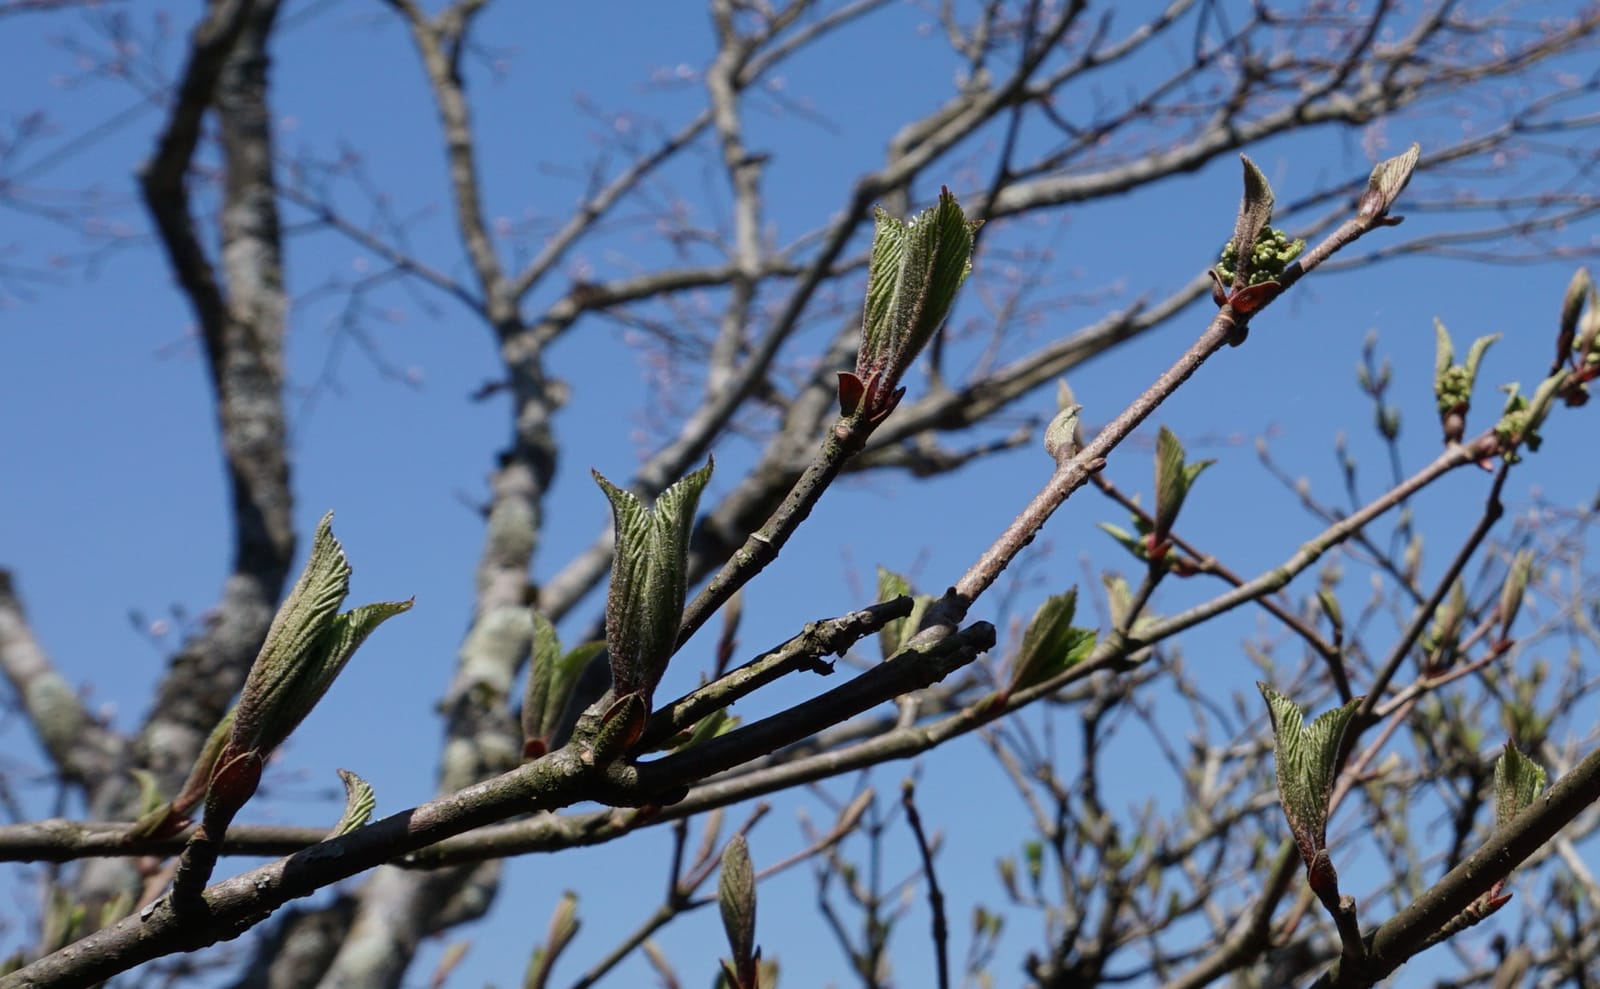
[2,1,1598,986]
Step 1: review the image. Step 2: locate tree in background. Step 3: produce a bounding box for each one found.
[2,1,1599,986]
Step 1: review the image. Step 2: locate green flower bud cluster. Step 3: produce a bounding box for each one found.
[1432,321,1498,443]
[1493,379,1557,463]
[1216,226,1305,286]
[1435,364,1473,416]
[1494,404,1536,460]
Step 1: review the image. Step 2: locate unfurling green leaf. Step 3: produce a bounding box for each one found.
[1259,684,1364,866]
[524,891,580,989]
[1357,143,1421,222]
[272,600,412,747]
[1214,155,1303,297]
[523,611,604,756]
[1226,155,1276,289]
[675,708,737,752]
[1098,520,1149,562]
[327,768,376,839]
[205,514,411,836]
[1153,426,1213,544]
[874,568,932,661]
[861,209,911,361]
[240,513,353,731]
[876,567,913,659]
[521,613,599,756]
[1475,742,1546,912]
[1008,590,1096,694]
[719,834,758,971]
[1493,741,1546,830]
[1495,375,1563,461]
[595,459,714,705]
[233,514,413,759]
[128,705,236,840]
[851,188,979,417]
[522,610,562,751]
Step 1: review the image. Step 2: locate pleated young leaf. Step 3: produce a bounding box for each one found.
[1357,143,1422,222]
[1098,521,1148,562]
[861,209,911,364]
[874,567,935,661]
[595,459,713,705]
[875,567,912,660]
[233,514,413,756]
[674,708,737,753]
[127,706,236,839]
[1153,427,1212,543]
[208,513,412,833]
[718,834,758,974]
[232,513,353,751]
[548,643,603,741]
[522,611,562,749]
[849,188,979,417]
[1008,590,1097,694]
[258,599,414,756]
[1493,741,1546,830]
[328,768,376,839]
[880,189,976,383]
[524,628,604,756]
[1226,155,1275,289]
[1259,684,1364,865]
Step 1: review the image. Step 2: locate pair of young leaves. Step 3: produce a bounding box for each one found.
[133,514,410,843]
[1262,685,1546,916]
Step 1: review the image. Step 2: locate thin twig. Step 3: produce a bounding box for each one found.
[900,779,950,989]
